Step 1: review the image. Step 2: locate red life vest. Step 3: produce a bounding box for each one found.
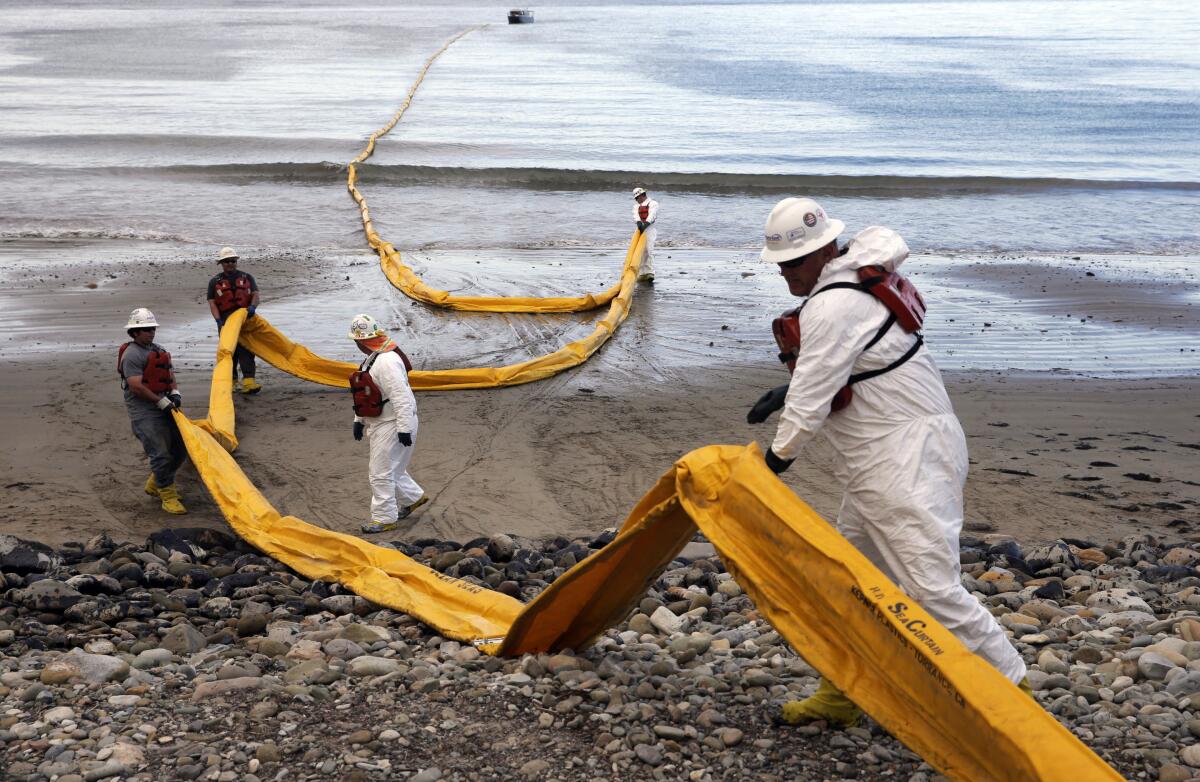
[772,265,926,413]
[117,343,175,393]
[212,272,252,315]
[349,347,412,417]
[638,203,650,221]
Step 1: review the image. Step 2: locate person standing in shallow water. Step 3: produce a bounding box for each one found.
[118,308,187,515]
[632,187,658,284]
[206,246,262,394]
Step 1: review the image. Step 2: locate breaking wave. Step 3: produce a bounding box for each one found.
[12,161,1199,196]
[0,227,195,242]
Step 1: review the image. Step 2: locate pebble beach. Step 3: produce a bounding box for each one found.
[7,526,1200,781]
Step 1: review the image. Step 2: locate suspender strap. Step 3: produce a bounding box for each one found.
[811,281,866,297]
[847,334,924,386]
[808,279,923,387]
[360,351,389,406]
[861,312,896,353]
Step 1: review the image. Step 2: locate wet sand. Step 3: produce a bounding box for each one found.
[0,241,1196,547]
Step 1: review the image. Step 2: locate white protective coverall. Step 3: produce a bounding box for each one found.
[771,226,1026,684]
[354,349,423,523]
[632,197,658,278]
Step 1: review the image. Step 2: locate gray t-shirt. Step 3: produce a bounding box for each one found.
[120,341,169,422]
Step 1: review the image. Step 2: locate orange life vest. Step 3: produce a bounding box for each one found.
[212,272,252,314]
[117,343,175,393]
[349,347,412,418]
[772,265,926,413]
[638,203,650,221]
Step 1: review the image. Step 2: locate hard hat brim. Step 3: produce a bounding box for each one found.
[760,218,845,263]
[217,255,239,262]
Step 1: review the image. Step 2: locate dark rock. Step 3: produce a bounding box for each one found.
[433,551,466,571]
[413,539,460,554]
[221,572,262,590]
[1025,542,1080,572]
[1033,582,1066,600]
[63,599,100,622]
[453,558,485,579]
[1141,566,1196,584]
[144,564,177,588]
[83,533,117,556]
[65,574,123,596]
[987,540,1024,561]
[15,580,84,612]
[0,535,61,575]
[161,623,207,654]
[512,549,544,571]
[486,534,516,563]
[147,529,206,561]
[97,601,130,623]
[110,562,144,587]
[993,554,1031,575]
[179,568,212,588]
[171,589,204,608]
[237,612,269,637]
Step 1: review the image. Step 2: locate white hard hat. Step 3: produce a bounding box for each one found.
[348,313,383,341]
[125,307,159,330]
[217,246,239,262]
[760,197,845,263]
[632,187,647,199]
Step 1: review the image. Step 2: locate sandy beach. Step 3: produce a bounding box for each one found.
[1,241,1195,549]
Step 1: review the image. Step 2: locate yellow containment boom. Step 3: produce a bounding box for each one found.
[216,229,641,404]
[347,26,629,313]
[182,320,1119,782]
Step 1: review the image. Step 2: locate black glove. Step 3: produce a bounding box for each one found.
[166,392,183,410]
[353,422,364,441]
[636,221,647,232]
[764,448,794,475]
[215,317,226,330]
[246,305,256,318]
[398,432,413,447]
[747,384,788,424]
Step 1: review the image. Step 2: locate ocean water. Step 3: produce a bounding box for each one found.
[1,0,1197,253]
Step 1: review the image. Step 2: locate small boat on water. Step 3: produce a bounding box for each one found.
[508,8,534,24]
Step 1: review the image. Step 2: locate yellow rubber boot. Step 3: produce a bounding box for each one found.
[144,474,159,497]
[779,678,863,728]
[157,484,187,515]
[1018,677,1035,698]
[241,377,262,395]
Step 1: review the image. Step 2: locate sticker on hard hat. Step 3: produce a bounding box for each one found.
[765,233,782,243]
[804,212,818,227]
[786,227,807,241]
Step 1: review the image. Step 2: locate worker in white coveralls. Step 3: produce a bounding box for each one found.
[747,197,1029,728]
[347,314,428,534]
[631,187,657,283]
